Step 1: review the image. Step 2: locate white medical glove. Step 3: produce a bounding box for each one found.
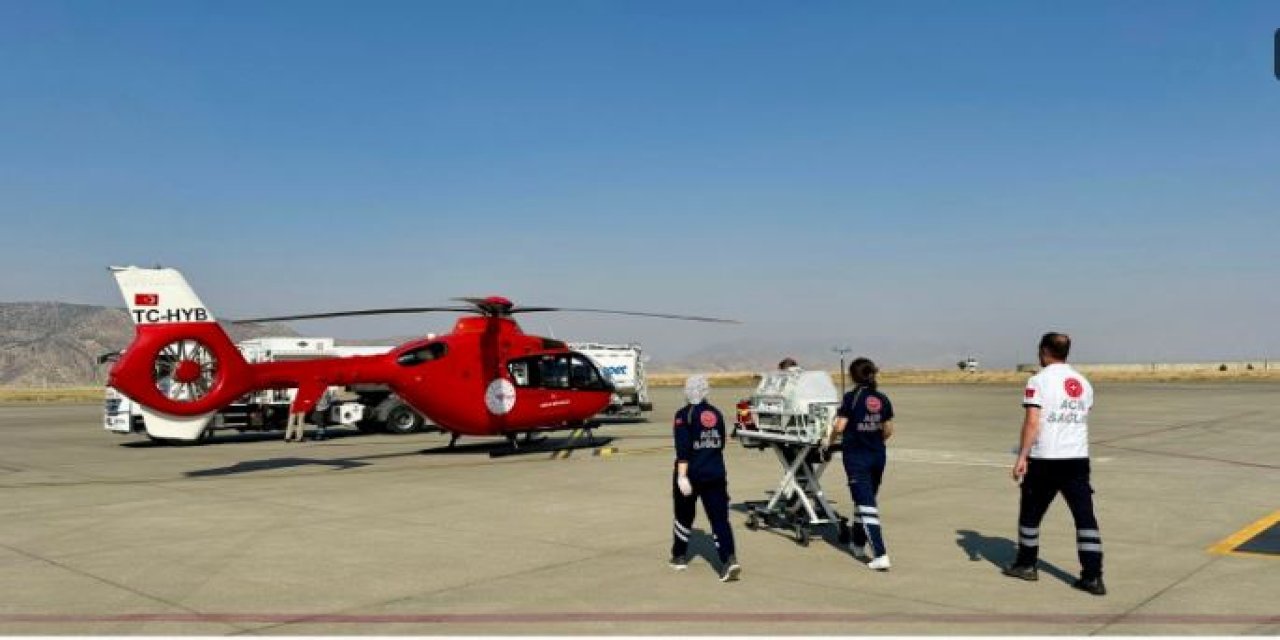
[677,475,693,497]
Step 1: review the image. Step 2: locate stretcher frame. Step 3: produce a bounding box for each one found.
[737,402,851,546]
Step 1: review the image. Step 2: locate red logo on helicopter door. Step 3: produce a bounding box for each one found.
[134,293,159,306]
[865,396,883,413]
[700,411,718,429]
[1064,378,1084,399]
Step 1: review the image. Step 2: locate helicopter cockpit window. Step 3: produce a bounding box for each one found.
[508,361,532,387]
[396,342,448,366]
[507,354,608,391]
[508,355,563,388]
[540,355,570,389]
[569,354,610,391]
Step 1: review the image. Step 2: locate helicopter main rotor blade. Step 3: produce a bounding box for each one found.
[511,307,740,324]
[230,300,739,325]
[231,307,474,324]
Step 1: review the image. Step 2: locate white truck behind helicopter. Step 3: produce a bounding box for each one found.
[569,342,653,419]
[100,337,434,443]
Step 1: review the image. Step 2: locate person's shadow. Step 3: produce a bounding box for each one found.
[683,529,727,575]
[955,529,1076,585]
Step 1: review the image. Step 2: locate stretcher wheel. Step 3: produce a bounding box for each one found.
[795,525,811,547]
[837,519,852,544]
[745,514,759,530]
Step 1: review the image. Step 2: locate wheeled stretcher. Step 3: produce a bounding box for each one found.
[734,370,852,546]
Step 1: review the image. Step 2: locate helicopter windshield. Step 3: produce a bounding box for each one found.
[507,353,612,392]
[569,354,608,390]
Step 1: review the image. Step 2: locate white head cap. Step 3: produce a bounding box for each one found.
[684,374,710,405]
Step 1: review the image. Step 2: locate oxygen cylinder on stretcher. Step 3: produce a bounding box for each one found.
[732,399,770,450]
[733,399,756,433]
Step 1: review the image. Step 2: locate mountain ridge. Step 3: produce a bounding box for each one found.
[0,302,296,386]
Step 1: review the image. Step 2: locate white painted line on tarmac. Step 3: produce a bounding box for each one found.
[889,448,1112,468]
[890,448,1007,467]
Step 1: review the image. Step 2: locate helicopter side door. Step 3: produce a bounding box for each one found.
[506,353,612,426]
[507,354,573,425]
[564,352,614,422]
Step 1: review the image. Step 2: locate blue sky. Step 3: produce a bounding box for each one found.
[1,1,1277,367]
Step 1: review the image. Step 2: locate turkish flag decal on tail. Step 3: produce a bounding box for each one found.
[134,293,160,306]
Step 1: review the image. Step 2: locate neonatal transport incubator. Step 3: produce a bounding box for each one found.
[734,369,852,546]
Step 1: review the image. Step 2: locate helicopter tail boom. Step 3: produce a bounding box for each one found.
[106,267,406,433]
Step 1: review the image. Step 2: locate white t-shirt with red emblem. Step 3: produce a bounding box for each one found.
[1022,363,1094,459]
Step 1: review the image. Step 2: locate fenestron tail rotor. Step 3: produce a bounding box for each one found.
[153,339,220,402]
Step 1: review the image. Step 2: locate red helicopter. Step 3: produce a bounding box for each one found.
[106,266,735,449]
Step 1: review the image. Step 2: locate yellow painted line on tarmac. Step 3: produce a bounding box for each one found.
[598,445,667,459]
[549,430,581,460]
[1207,509,1280,557]
[540,426,664,460]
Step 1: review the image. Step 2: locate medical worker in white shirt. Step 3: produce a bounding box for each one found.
[1003,332,1106,596]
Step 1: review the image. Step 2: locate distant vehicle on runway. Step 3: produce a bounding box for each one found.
[103,266,732,453]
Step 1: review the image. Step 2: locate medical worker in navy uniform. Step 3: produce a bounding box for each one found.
[827,357,895,571]
[669,374,742,582]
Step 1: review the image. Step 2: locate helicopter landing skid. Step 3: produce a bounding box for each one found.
[488,434,615,458]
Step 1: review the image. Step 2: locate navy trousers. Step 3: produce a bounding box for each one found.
[1016,458,1104,578]
[672,477,736,563]
[844,450,888,557]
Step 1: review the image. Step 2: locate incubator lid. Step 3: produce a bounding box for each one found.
[752,369,839,410]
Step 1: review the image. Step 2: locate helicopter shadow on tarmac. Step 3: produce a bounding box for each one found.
[417,440,515,455]
[185,456,373,477]
[955,528,1076,586]
[183,448,430,477]
[120,428,370,448]
[419,435,617,458]
[180,434,617,477]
